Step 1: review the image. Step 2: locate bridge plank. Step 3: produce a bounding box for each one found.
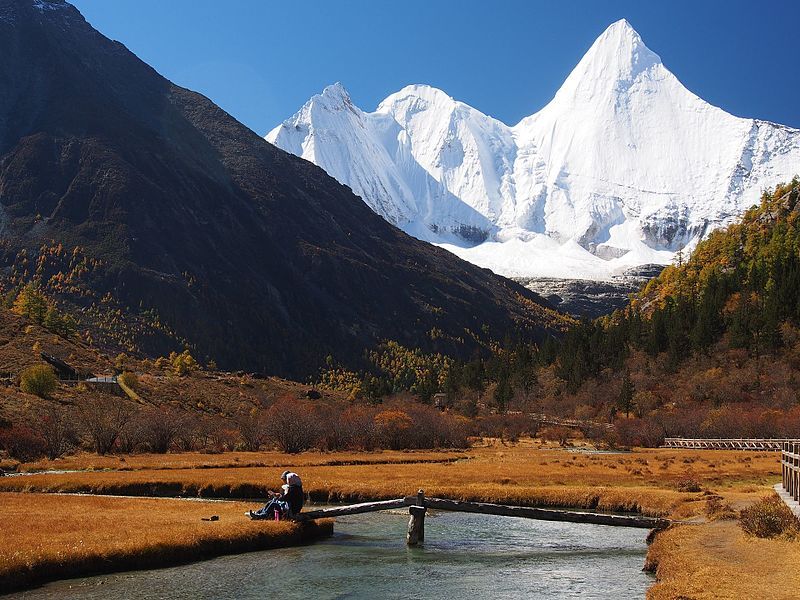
[422,497,668,529]
[296,498,407,520]
[296,496,668,529]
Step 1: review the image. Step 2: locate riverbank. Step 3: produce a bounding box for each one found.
[646,520,800,599]
[0,445,779,517]
[0,493,332,595]
[8,508,655,600]
[0,443,790,597]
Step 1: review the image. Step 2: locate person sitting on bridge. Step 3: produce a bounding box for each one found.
[247,470,304,520]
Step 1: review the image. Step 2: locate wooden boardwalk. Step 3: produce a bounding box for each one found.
[779,442,800,518]
[296,491,670,545]
[662,438,792,451]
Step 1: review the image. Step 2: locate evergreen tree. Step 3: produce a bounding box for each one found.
[537,336,559,366]
[510,343,537,393]
[617,370,635,418]
[43,305,76,338]
[691,270,723,351]
[443,361,464,403]
[494,372,512,414]
[43,306,62,333]
[462,359,485,394]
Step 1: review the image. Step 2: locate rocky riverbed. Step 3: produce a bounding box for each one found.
[516,264,665,319]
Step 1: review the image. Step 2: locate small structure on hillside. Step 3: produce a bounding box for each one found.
[40,353,94,381]
[85,375,124,397]
[39,352,122,396]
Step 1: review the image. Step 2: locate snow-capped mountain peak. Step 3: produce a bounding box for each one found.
[538,19,660,114]
[313,82,353,109]
[377,84,457,120]
[266,21,800,280]
[517,20,668,131]
[578,19,659,82]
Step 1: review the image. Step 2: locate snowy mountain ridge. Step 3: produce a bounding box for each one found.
[266,20,800,280]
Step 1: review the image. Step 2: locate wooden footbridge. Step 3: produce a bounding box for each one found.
[660,438,800,518]
[297,490,670,546]
[778,441,800,518]
[663,438,793,451]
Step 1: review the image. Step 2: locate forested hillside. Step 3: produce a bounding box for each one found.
[548,180,800,440]
[346,181,800,444]
[559,179,800,385]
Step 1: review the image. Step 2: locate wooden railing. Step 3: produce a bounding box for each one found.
[782,441,800,503]
[662,438,793,451]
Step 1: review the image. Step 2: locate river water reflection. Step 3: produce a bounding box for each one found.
[15,509,652,599]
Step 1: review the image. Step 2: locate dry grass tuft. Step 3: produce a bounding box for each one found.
[739,493,800,539]
[704,495,738,521]
[675,477,702,493]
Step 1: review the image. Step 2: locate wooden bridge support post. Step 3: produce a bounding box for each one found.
[416,489,425,541]
[791,442,795,500]
[792,442,796,499]
[781,442,789,492]
[791,442,800,502]
[407,506,426,546]
[407,489,427,547]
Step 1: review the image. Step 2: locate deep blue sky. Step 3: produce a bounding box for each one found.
[70,0,800,134]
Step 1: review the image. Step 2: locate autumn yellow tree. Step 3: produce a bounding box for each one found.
[12,283,48,324]
[170,350,199,376]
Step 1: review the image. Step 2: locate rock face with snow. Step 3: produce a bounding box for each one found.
[267,20,800,280]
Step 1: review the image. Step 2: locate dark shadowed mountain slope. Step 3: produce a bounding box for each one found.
[0,0,566,377]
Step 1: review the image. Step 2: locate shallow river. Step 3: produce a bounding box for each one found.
[15,509,652,599]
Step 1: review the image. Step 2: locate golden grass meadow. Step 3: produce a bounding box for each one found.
[1,441,797,598]
[0,492,332,594]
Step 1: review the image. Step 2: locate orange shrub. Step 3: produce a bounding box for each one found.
[374,410,413,450]
[264,398,320,453]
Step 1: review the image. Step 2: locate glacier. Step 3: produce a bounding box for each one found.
[266,19,800,281]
